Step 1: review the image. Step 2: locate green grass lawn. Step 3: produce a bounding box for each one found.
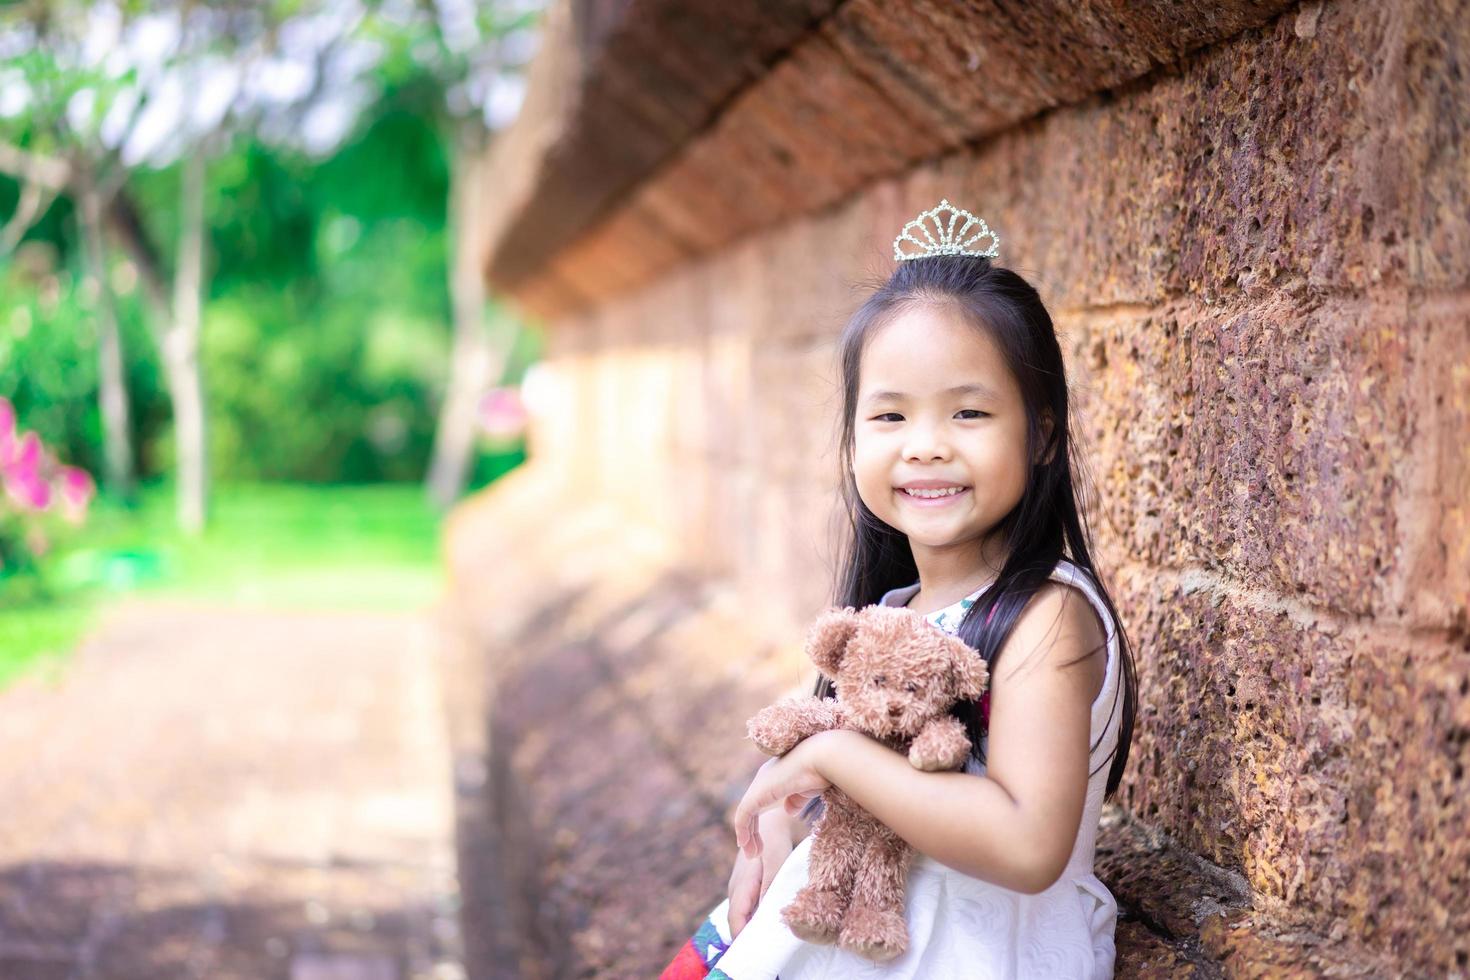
[0,482,445,688]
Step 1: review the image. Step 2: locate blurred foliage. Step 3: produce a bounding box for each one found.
[0,3,545,688]
[190,93,453,482]
[1,79,540,484]
[0,247,168,479]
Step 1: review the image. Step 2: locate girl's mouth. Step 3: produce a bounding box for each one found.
[897,486,971,507]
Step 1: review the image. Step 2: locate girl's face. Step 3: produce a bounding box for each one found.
[852,302,1038,556]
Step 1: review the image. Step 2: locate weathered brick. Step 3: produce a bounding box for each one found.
[1069,295,1424,622]
[1114,568,1469,973]
[489,0,1305,312]
[516,0,1468,321]
[484,0,844,290]
[1397,298,1470,632]
[1115,919,1202,978]
[748,334,842,486]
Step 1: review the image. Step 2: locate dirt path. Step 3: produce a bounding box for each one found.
[0,600,463,980]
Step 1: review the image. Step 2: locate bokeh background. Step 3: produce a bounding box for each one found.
[1,6,546,977]
[1,0,543,686]
[3,2,1468,979]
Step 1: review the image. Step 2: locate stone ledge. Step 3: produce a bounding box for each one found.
[1097,805,1405,978]
[439,466,1401,977]
[478,0,843,294]
[481,0,1299,316]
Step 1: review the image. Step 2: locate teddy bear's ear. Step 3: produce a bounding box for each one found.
[806,606,860,676]
[945,635,989,701]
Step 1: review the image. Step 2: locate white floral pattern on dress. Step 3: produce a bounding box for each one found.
[918,589,982,633]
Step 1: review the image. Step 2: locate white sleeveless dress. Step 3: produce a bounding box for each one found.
[703,557,1123,979]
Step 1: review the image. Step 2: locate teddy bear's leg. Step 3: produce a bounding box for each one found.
[836,824,916,963]
[781,790,863,945]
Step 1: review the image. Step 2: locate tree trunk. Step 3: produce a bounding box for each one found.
[76,177,135,499]
[425,128,516,509]
[168,150,208,533]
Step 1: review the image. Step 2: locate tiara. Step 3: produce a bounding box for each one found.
[892,199,1000,262]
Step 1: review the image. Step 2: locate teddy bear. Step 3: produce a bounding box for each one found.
[744,603,989,963]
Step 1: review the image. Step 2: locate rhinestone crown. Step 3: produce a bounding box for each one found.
[893,198,1000,262]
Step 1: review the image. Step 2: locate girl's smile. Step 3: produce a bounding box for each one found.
[896,484,973,507]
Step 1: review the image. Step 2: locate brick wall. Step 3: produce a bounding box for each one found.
[494,0,1467,971]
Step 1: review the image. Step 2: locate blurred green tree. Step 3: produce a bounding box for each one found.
[0,0,543,507]
[362,0,543,506]
[0,1,354,529]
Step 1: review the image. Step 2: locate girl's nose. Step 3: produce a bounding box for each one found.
[903,421,952,461]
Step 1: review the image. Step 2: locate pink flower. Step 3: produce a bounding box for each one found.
[59,466,95,523]
[5,470,50,511]
[9,430,40,480]
[477,386,527,440]
[3,432,49,511]
[0,404,96,527]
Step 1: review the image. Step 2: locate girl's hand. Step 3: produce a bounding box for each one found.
[732,735,834,860]
[726,808,796,939]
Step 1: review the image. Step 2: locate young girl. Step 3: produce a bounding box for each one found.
[661,201,1138,980]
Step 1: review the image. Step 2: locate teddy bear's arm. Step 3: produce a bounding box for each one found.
[907,715,972,772]
[747,696,842,756]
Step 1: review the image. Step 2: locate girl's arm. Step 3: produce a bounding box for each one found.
[824,583,1106,892]
[804,583,1106,894]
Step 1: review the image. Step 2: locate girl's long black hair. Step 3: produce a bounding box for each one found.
[809,253,1138,803]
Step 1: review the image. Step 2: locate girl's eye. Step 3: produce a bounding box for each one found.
[870,411,988,422]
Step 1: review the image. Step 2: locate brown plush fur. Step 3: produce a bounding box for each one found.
[745,605,989,962]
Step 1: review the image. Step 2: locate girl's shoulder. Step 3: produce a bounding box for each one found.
[1045,558,1116,637]
[1049,556,1099,593]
